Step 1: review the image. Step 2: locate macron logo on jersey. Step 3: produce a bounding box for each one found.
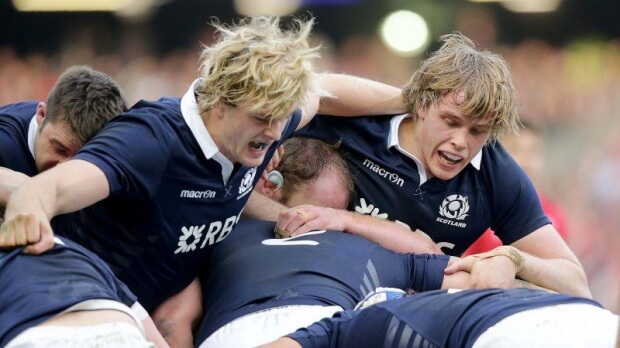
[362,159,404,187]
[180,189,216,199]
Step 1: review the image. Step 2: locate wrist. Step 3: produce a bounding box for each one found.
[339,210,357,233]
[496,246,525,275]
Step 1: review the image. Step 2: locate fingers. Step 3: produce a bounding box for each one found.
[0,212,55,254]
[275,206,313,238]
[292,208,310,223]
[443,257,464,274]
[24,217,55,255]
[274,226,289,239]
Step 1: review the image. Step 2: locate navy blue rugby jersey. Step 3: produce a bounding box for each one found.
[296,114,550,255]
[288,288,602,348]
[195,219,450,343]
[0,236,137,346]
[0,102,38,176]
[56,85,301,311]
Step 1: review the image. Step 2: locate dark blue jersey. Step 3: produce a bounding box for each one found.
[296,115,550,255]
[55,84,301,311]
[289,288,602,348]
[0,236,137,346]
[195,219,450,344]
[0,102,38,176]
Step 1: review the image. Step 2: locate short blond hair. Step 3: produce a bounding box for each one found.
[403,33,519,141]
[197,16,322,120]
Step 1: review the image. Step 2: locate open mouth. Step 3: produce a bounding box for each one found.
[249,141,268,152]
[439,150,463,166]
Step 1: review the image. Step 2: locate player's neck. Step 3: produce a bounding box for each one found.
[398,116,417,155]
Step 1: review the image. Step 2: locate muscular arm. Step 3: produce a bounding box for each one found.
[0,167,29,206]
[445,227,589,297]
[151,278,202,348]
[142,315,171,348]
[298,73,405,129]
[242,191,287,222]
[510,224,590,297]
[277,205,441,254]
[0,159,109,253]
[442,255,555,292]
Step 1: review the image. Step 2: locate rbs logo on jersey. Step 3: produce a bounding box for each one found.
[174,212,242,254]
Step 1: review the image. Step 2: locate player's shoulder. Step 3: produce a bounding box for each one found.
[0,101,38,122]
[479,141,525,180]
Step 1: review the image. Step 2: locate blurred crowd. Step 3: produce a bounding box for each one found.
[1,12,619,312]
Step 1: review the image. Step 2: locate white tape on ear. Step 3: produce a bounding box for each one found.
[267,170,284,189]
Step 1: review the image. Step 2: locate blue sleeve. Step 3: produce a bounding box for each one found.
[484,143,551,244]
[0,102,38,174]
[282,109,302,140]
[287,310,358,348]
[73,108,173,198]
[410,254,450,292]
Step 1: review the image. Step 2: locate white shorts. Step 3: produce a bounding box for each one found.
[5,322,155,348]
[473,303,620,348]
[199,305,343,348]
[5,299,153,348]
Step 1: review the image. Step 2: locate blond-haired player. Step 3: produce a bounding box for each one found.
[0,16,405,314]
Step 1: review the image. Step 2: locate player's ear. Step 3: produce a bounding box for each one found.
[267,170,284,190]
[260,170,283,198]
[35,102,47,126]
[211,101,225,119]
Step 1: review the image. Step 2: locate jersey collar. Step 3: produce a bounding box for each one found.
[388,113,483,173]
[180,79,234,184]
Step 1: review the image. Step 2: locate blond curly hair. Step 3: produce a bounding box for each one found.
[403,33,520,141]
[196,16,324,121]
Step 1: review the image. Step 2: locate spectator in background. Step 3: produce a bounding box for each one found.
[463,122,568,255]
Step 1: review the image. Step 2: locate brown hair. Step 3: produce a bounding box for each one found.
[44,65,127,144]
[277,137,354,207]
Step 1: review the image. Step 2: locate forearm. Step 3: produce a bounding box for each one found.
[6,160,109,220]
[5,174,60,220]
[243,191,288,222]
[142,316,171,348]
[0,167,30,206]
[151,279,202,348]
[316,73,405,116]
[516,249,591,297]
[340,211,442,254]
[485,246,590,297]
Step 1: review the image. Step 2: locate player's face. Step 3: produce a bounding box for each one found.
[412,91,492,181]
[284,165,350,210]
[33,106,83,172]
[215,103,294,167]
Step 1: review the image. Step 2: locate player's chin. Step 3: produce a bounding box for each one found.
[431,165,463,181]
[239,152,267,167]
